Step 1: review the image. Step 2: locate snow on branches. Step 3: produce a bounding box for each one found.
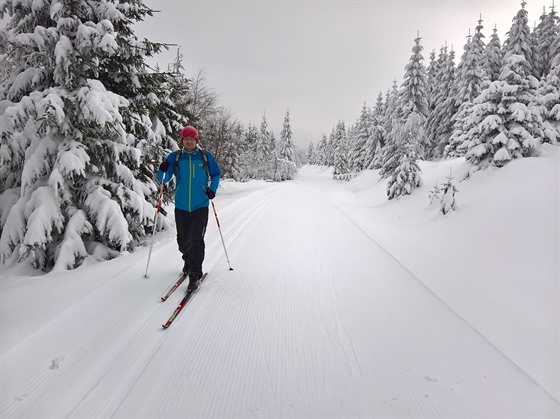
[0,0,177,271]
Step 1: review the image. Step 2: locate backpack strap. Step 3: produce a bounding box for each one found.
[198,147,211,185]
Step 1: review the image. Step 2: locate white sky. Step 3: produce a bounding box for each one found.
[138,1,553,147]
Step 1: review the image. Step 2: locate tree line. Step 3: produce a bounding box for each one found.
[308,2,559,199]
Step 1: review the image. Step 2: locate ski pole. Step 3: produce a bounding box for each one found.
[144,180,165,278]
[211,200,233,271]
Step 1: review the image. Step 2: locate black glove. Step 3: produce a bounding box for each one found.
[159,160,170,172]
[206,188,215,200]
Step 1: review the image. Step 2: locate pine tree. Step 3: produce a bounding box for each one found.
[451,18,487,109]
[398,33,429,158]
[440,170,459,215]
[485,25,503,82]
[386,115,423,200]
[236,123,258,181]
[379,80,402,178]
[325,127,336,167]
[426,45,457,157]
[502,2,536,78]
[538,30,560,144]
[364,92,385,170]
[353,103,371,171]
[275,110,297,181]
[400,33,429,120]
[426,48,439,115]
[332,121,351,180]
[254,114,274,179]
[0,0,176,271]
[446,17,491,158]
[307,142,316,165]
[316,134,328,166]
[534,4,559,80]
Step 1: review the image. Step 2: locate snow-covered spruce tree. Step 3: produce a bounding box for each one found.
[364,92,385,170]
[316,134,328,166]
[440,170,458,215]
[401,34,429,120]
[457,4,544,169]
[379,81,402,178]
[399,34,429,158]
[325,127,336,167]
[306,141,315,165]
[382,33,428,185]
[352,103,371,171]
[0,0,177,271]
[485,25,503,82]
[534,5,559,80]
[332,121,351,181]
[502,2,537,78]
[538,31,560,145]
[426,45,457,158]
[235,123,258,181]
[384,80,401,130]
[446,18,488,157]
[346,123,359,172]
[426,48,438,114]
[275,110,297,181]
[253,114,274,180]
[386,114,423,200]
[428,181,442,206]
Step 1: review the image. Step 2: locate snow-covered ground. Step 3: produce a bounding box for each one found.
[1,146,558,418]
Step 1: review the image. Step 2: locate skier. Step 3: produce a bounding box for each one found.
[158,126,221,291]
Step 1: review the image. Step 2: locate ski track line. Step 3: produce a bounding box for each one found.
[115,274,269,417]
[0,258,190,418]
[331,196,560,405]
[56,299,175,418]
[0,257,142,355]
[183,214,304,416]
[312,207,466,417]
[202,184,289,272]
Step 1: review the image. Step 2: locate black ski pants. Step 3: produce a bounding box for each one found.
[175,206,209,276]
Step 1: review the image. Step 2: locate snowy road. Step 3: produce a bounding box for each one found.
[1,167,558,418]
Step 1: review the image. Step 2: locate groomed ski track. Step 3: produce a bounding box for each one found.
[1,167,558,418]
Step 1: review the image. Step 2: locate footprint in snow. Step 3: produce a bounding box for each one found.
[49,358,62,370]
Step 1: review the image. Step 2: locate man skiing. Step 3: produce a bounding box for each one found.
[158,126,221,291]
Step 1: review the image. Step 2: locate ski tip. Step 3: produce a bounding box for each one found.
[161,297,166,302]
[162,324,169,329]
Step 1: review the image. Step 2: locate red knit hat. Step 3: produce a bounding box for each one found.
[180,126,199,142]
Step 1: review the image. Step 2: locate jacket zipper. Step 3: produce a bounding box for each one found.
[188,154,193,211]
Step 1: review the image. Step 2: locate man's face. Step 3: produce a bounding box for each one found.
[182,136,197,151]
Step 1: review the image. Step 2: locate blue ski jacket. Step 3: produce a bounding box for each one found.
[158,148,221,213]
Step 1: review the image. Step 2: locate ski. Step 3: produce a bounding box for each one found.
[161,273,188,302]
[162,273,208,329]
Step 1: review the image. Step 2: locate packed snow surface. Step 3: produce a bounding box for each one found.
[1,147,558,418]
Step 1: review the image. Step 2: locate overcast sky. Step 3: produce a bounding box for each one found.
[135,0,550,148]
